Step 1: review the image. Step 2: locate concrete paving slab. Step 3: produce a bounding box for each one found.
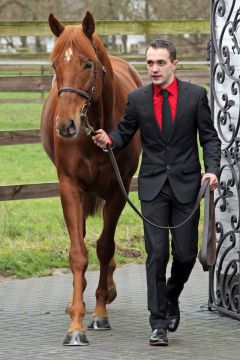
[0,262,239,360]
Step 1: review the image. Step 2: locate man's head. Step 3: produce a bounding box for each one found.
[145,39,178,88]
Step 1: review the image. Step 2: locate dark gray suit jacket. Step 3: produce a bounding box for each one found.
[109,79,221,204]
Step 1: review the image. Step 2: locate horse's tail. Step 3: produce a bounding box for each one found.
[84,192,104,217]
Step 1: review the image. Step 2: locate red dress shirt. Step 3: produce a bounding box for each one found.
[153,77,178,129]
[108,77,178,145]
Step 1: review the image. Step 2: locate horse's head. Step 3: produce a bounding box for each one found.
[49,12,106,139]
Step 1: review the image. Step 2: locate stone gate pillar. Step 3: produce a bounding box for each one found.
[209,0,240,318]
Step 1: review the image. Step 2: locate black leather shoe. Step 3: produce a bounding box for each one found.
[149,328,168,346]
[167,302,180,332]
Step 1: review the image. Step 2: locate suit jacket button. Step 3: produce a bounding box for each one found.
[166,165,171,170]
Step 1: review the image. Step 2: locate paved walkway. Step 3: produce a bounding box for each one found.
[0,262,239,360]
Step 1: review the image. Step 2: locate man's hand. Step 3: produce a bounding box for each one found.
[201,173,218,191]
[92,129,111,149]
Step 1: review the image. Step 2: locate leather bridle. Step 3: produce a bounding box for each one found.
[57,41,106,134]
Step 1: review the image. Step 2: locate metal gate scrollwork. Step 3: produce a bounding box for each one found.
[209,0,240,319]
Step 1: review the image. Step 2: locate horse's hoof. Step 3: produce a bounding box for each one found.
[63,331,89,346]
[87,316,111,330]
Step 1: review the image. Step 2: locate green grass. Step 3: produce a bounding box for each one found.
[0,92,45,100]
[0,92,204,278]
[0,195,145,278]
[0,102,43,130]
[0,95,146,277]
[0,145,57,184]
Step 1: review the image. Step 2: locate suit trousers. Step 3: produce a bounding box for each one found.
[141,179,200,330]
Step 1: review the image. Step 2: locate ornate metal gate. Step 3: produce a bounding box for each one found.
[209,0,240,319]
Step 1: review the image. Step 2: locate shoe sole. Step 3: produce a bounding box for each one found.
[150,341,168,346]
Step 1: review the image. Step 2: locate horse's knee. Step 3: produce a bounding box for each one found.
[96,239,115,263]
[69,248,88,273]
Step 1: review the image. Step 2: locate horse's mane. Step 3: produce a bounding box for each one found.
[50,25,96,61]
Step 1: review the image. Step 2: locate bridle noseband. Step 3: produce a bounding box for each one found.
[58,87,91,100]
[57,40,106,135]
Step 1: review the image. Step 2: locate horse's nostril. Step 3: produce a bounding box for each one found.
[67,119,77,135]
[56,120,77,138]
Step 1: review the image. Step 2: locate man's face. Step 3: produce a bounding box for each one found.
[146,47,178,88]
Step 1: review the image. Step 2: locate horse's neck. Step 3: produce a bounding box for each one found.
[101,72,116,131]
[92,53,116,131]
[87,72,114,132]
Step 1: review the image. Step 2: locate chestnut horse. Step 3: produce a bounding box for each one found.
[41,12,142,345]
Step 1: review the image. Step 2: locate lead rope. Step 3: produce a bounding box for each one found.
[106,143,210,230]
[87,129,210,230]
[105,141,215,271]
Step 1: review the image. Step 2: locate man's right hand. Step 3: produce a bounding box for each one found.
[92,129,111,149]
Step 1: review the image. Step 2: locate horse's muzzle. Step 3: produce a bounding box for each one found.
[56,119,77,138]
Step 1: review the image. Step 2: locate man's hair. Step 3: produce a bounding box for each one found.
[145,39,177,62]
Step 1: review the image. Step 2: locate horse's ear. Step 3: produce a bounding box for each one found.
[82,11,95,39]
[48,13,65,37]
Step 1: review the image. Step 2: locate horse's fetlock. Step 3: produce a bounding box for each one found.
[96,288,108,302]
[69,304,85,319]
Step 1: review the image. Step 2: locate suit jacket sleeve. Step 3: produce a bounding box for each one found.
[108,93,139,149]
[197,88,221,177]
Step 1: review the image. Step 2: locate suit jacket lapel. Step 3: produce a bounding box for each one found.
[169,78,188,142]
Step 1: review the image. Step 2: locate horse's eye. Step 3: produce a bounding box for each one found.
[83,62,92,69]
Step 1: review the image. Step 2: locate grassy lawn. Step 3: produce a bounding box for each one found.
[0,91,43,100]
[0,92,204,278]
[0,94,146,277]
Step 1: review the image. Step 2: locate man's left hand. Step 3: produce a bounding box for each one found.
[201,173,218,191]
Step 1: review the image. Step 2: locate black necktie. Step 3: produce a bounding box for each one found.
[160,89,172,141]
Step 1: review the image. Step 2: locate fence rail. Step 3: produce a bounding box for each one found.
[0,177,138,201]
[0,129,40,145]
[0,69,210,93]
[0,19,210,36]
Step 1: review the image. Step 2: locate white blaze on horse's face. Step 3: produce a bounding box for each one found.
[64,48,73,63]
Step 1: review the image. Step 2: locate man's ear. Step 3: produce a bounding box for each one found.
[82,11,95,39]
[48,13,65,37]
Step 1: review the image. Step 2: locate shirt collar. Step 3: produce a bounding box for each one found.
[153,77,177,96]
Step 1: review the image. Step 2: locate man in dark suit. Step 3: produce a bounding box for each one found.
[92,39,221,346]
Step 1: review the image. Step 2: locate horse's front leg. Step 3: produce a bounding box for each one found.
[59,177,89,346]
[88,185,129,330]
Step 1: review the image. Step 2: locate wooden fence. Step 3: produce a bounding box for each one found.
[0,20,210,202]
[0,69,210,93]
[0,19,210,36]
